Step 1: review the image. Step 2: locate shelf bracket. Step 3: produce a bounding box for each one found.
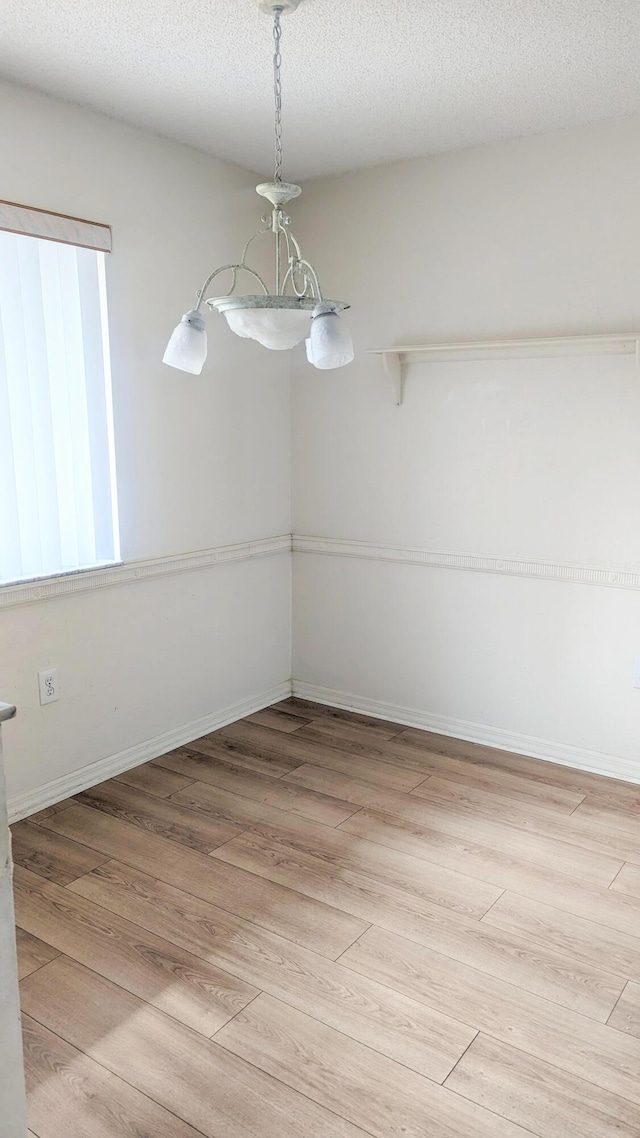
[382,351,404,406]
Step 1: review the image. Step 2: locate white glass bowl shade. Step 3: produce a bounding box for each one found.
[223,305,311,350]
[209,295,322,351]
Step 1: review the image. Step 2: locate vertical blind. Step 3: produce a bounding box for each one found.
[0,210,119,585]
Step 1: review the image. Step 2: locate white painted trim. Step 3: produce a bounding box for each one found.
[8,680,292,823]
[8,532,634,606]
[292,680,640,785]
[293,535,640,591]
[0,534,292,609]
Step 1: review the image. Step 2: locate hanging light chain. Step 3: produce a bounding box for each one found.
[273,8,284,183]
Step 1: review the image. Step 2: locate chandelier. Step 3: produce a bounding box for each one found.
[163,0,353,375]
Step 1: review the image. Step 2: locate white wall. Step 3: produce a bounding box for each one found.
[3,89,640,800]
[292,115,640,778]
[0,80,291,808]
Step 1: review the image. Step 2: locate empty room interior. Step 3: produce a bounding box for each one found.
[1,1,640,1135]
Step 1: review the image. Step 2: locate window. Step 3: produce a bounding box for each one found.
[0,201,120,585]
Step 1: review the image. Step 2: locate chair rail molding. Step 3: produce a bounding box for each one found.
[0,534,292,609]
[293,535,640,591]
[367,332,640,404]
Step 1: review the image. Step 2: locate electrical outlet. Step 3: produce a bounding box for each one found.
[38,669,59,705]
[633,659,640,690]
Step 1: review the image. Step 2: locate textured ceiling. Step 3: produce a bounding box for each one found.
[1,0,639,179]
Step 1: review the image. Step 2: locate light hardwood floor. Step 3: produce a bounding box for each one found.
[12,697,640,1138]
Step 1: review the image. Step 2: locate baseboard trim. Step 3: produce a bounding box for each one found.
[292,679,640,785]
[12,673,639,820]
[8,680,292,822]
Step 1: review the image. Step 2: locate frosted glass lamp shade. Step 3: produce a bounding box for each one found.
[309,304,354,369]
[223,305,311,350]
[163,310,207,374]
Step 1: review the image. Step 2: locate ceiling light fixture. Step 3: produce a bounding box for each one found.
[163,0,353,375]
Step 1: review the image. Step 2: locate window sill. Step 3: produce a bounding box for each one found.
[1,560,123,590]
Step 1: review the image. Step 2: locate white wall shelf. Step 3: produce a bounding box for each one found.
[368,333,640,405]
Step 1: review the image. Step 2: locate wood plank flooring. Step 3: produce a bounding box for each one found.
[12,697,640,1137]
